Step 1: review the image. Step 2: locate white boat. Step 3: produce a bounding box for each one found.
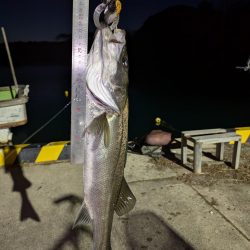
[0,27,29,144]
[0,85,29,129]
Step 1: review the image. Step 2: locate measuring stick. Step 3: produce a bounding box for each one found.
[71,0,89,164]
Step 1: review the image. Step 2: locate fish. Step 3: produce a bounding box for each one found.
[73,26,136,250]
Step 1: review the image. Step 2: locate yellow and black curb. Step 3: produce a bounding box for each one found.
[0,141,70,167]
[233,127,250,144]
[0,127,250,168]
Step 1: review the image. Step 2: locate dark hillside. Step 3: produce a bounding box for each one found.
[129,3,250,97]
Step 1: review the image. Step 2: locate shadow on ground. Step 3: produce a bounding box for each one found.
[163,140,182,164]
[50,225,92,250]
[4,164,40,222]
[51,194,92,250]
[126,211,194,250]
[54,194,82,212]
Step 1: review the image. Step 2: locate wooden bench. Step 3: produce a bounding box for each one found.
[181,129,241,174]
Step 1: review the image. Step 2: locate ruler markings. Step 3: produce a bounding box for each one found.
[71,0,89,164]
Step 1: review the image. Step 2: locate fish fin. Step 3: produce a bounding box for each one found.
[115,177,136,216]
[72,202,92,229]
[87,113,110,149]
[103,116,110,147]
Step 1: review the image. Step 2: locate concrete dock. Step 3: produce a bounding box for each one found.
[0,143,250,250]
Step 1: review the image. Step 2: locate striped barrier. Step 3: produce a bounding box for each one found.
[0,148,4,167]
[0,127,250,168]
[234,127,250,143]
[0,141,70,167]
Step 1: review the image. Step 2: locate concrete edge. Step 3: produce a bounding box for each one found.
[0,141,70,167]
[0,127,250,167]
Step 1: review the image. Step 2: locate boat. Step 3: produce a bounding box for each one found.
[0,27,29,144]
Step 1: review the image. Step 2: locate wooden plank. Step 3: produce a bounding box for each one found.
[194,142,202,174]
[193,132,240,144]
[216,143,224,160]
[182,128,227,137]
[188,135,239,144]
[181,135,188,164]
[232,140,241,169]
[182,130,242,174]
[199,137,240,144]
[193,132,236,140]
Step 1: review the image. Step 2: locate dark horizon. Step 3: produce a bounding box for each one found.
[1,1,250,95]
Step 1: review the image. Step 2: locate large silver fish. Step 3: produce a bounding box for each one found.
[73,26,136,250]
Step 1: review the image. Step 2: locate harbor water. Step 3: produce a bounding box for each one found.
[0,65,249,144]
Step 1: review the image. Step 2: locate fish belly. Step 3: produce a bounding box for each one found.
[84,101,128,250]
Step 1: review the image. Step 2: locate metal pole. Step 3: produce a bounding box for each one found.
[71,0,89,164]
[1,27,19,95]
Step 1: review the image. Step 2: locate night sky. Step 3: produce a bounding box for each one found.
[0,0,227,42]
[0,0,249,142]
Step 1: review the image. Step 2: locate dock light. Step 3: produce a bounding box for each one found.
[155,117,161,126]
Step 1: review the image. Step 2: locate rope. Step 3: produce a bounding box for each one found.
[3,101,71,163]
[22,101,71,144]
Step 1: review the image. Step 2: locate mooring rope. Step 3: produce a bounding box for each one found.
[22,101,71,144]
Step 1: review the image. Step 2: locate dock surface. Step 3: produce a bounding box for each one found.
[0,143,250,250]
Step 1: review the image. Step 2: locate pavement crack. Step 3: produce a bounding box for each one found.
[190,185,250,242]
[128,177,182,185]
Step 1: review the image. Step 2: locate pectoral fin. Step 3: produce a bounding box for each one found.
[115,178,136,216]
[86,113,110,149]
[72,201,92,229]
[103,116,110,147]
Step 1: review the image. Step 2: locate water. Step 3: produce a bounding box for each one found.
[128,86,250,139]
[0,65,249,144]
[0,65,71,144]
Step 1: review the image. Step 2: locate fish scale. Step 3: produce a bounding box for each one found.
[86,113,124,249]
[73,26,136,250]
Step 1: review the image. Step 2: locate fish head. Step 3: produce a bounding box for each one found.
[87,27,129,114]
